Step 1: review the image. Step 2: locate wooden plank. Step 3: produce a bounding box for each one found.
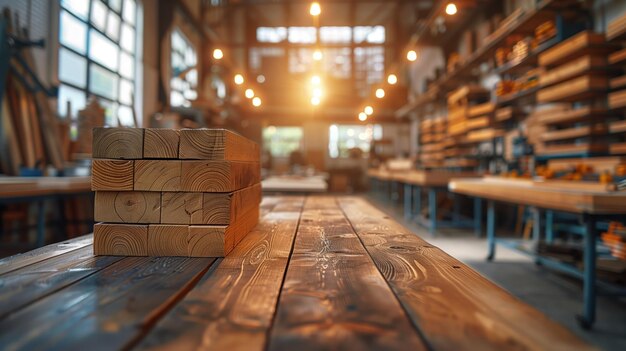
[148,225,188,256]
[548,156,626,174]
[91,159,134,191]
[610,74,626,89]
[610,142,626,155]
[337,197,593,351]
[161,192,204,224]
[94,223,148,256]
[203,183,262,224]
[468,102,495,117]
[179,129,260,161]
[135,197,304,350]
[94,191,161,223]
[541,124,607,142]
[0,95,22,175]
[537,75,608,103]
[0,246,122,319]
[538,31,610,67]
[92,127,144,159]
[539,55,608,88]
[608,47,626,65]
[143,128,179,159]
[134,160,182,192]
[180,161,260,192]
[535,142,607,156]
[609,89,626,109]
[188,205,260,257]
[537,106,607,126]
[609,120,626,134]
[0,235,93,275]
[0,256,215,350]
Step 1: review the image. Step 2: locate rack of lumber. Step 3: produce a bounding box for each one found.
[607,11,626,42]
[418,117,446,168]
[91,128,261,257]
[395,170,477,187]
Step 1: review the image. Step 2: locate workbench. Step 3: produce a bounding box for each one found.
[0,176,92,247]
[449,177,626,329]
[0,196,591,350]
[261,174,328,193]
[368,169,479,235]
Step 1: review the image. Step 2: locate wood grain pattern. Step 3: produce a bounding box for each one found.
[268,196,427,351]
[188,205,260,257]
[0,246,122,319]
[180,161,260,192]
[161,192,203,224]
[0,256,215,350]
[91,159,134,191]
[94,223,148,256]
[179,129,260,161]
[148,225,188,256]
[136,197,304,351]
[94,191,161,223]
[337,197,593,351]
[134,160,182,191]
[203,183,262,224]
[143,129,179,159]
[0,235,93,275]
[93,127,144,159]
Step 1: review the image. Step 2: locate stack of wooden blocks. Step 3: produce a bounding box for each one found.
[91,127,261,257]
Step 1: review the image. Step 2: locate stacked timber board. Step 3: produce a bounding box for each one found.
[418,117,446,168]
[91,128,261,257]
[534,31,617,157]
[607,13,626,155]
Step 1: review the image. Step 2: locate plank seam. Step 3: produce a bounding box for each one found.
[0,241,93,276]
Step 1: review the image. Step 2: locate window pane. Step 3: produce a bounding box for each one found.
[322,47,351,79]
[89,30,119,71]
[120,23,135,53]
[99,99,119,126]
[288,48,313,73]
[57,84,86,118]
[119,79,133,105]
[118,105,135,126]
[288,27,316,44]
[61,0,89,20]
[354,26,386,44]
[329,124,377,158]
[58,47,87,88]
[257,27,287,43]
[90,0,107,32]
[60,10,87,53]
[90,64,119,100]
[119,51,134,79]
[106,11,121,41]
[109,0,122,12]
[262,126,303,157]
[320,26,351,44]
[123,0,136,25]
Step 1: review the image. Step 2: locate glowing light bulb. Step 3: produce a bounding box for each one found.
[358,112,368,121]
[313,49,323,61]
[310,2,321,16]
[245,88,254,99]
[234,74,244,85]
[312,88,323,97]
[311,75,321,85]
[375,88,385,99]
[311,96,320,106]
[445,3,457,15]
[407,50,417,62]
[364,106,373,115]
[252,97,262,107]
[387,74,398,85]
[213,48,224,60]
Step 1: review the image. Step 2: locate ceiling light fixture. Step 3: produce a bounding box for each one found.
[406,50,417,62]
[375,88,385,99]
[387,74,398,85]
[245,88,254,99]
[234,74,244,85]
[310,2,321,16]
[364,106,373,115]
[445,3,458,15]
[252,97,262,107]
[213,48,224,60]
[358,112,368,121]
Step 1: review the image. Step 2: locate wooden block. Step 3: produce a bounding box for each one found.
[539,55,607,88]
[91,159,134,191]
[134,160,181,191]
[94,191,161,223]
[93,127,143,159]
[179,129,259,161]
[180,161,260,192]
[143,129,180,159]
[147,225,188,256]
[203,183,262,225]
[94,223,148,256]
[537,75,607,103]
[538,31,609,67]
[188,205,260,257]
[161,192,203,224]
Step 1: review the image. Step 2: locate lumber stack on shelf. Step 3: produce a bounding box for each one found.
[418,117,446,168]
[607,13,626,155]
[534,31,618,157]
[91,128,261,257]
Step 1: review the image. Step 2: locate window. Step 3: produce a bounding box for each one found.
[58,0,139,126]
[263,126,303,157]
[257,27,287,43]
[354,26,386,44]
[170,29,198,108]
[320,27,352,44]
[329,124,382,158]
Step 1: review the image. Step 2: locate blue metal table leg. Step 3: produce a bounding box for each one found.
[429,188,437,235]
[403,183,412,220]
[546,210,554,244]
[474,197,482,237]
[36,200,45,247]
[532,207,542,265]
[452,192,460,222]
[578,214,597,330]
[486,200,496,261]
[414,186,421,217]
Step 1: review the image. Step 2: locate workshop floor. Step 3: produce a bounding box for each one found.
[367,195,626,351]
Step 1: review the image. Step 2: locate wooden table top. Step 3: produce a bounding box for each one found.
[0,176,92,199]
[450,177,626,214]
[261,175,328,192]
[368,169,476,187]
[0,196,590,350]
